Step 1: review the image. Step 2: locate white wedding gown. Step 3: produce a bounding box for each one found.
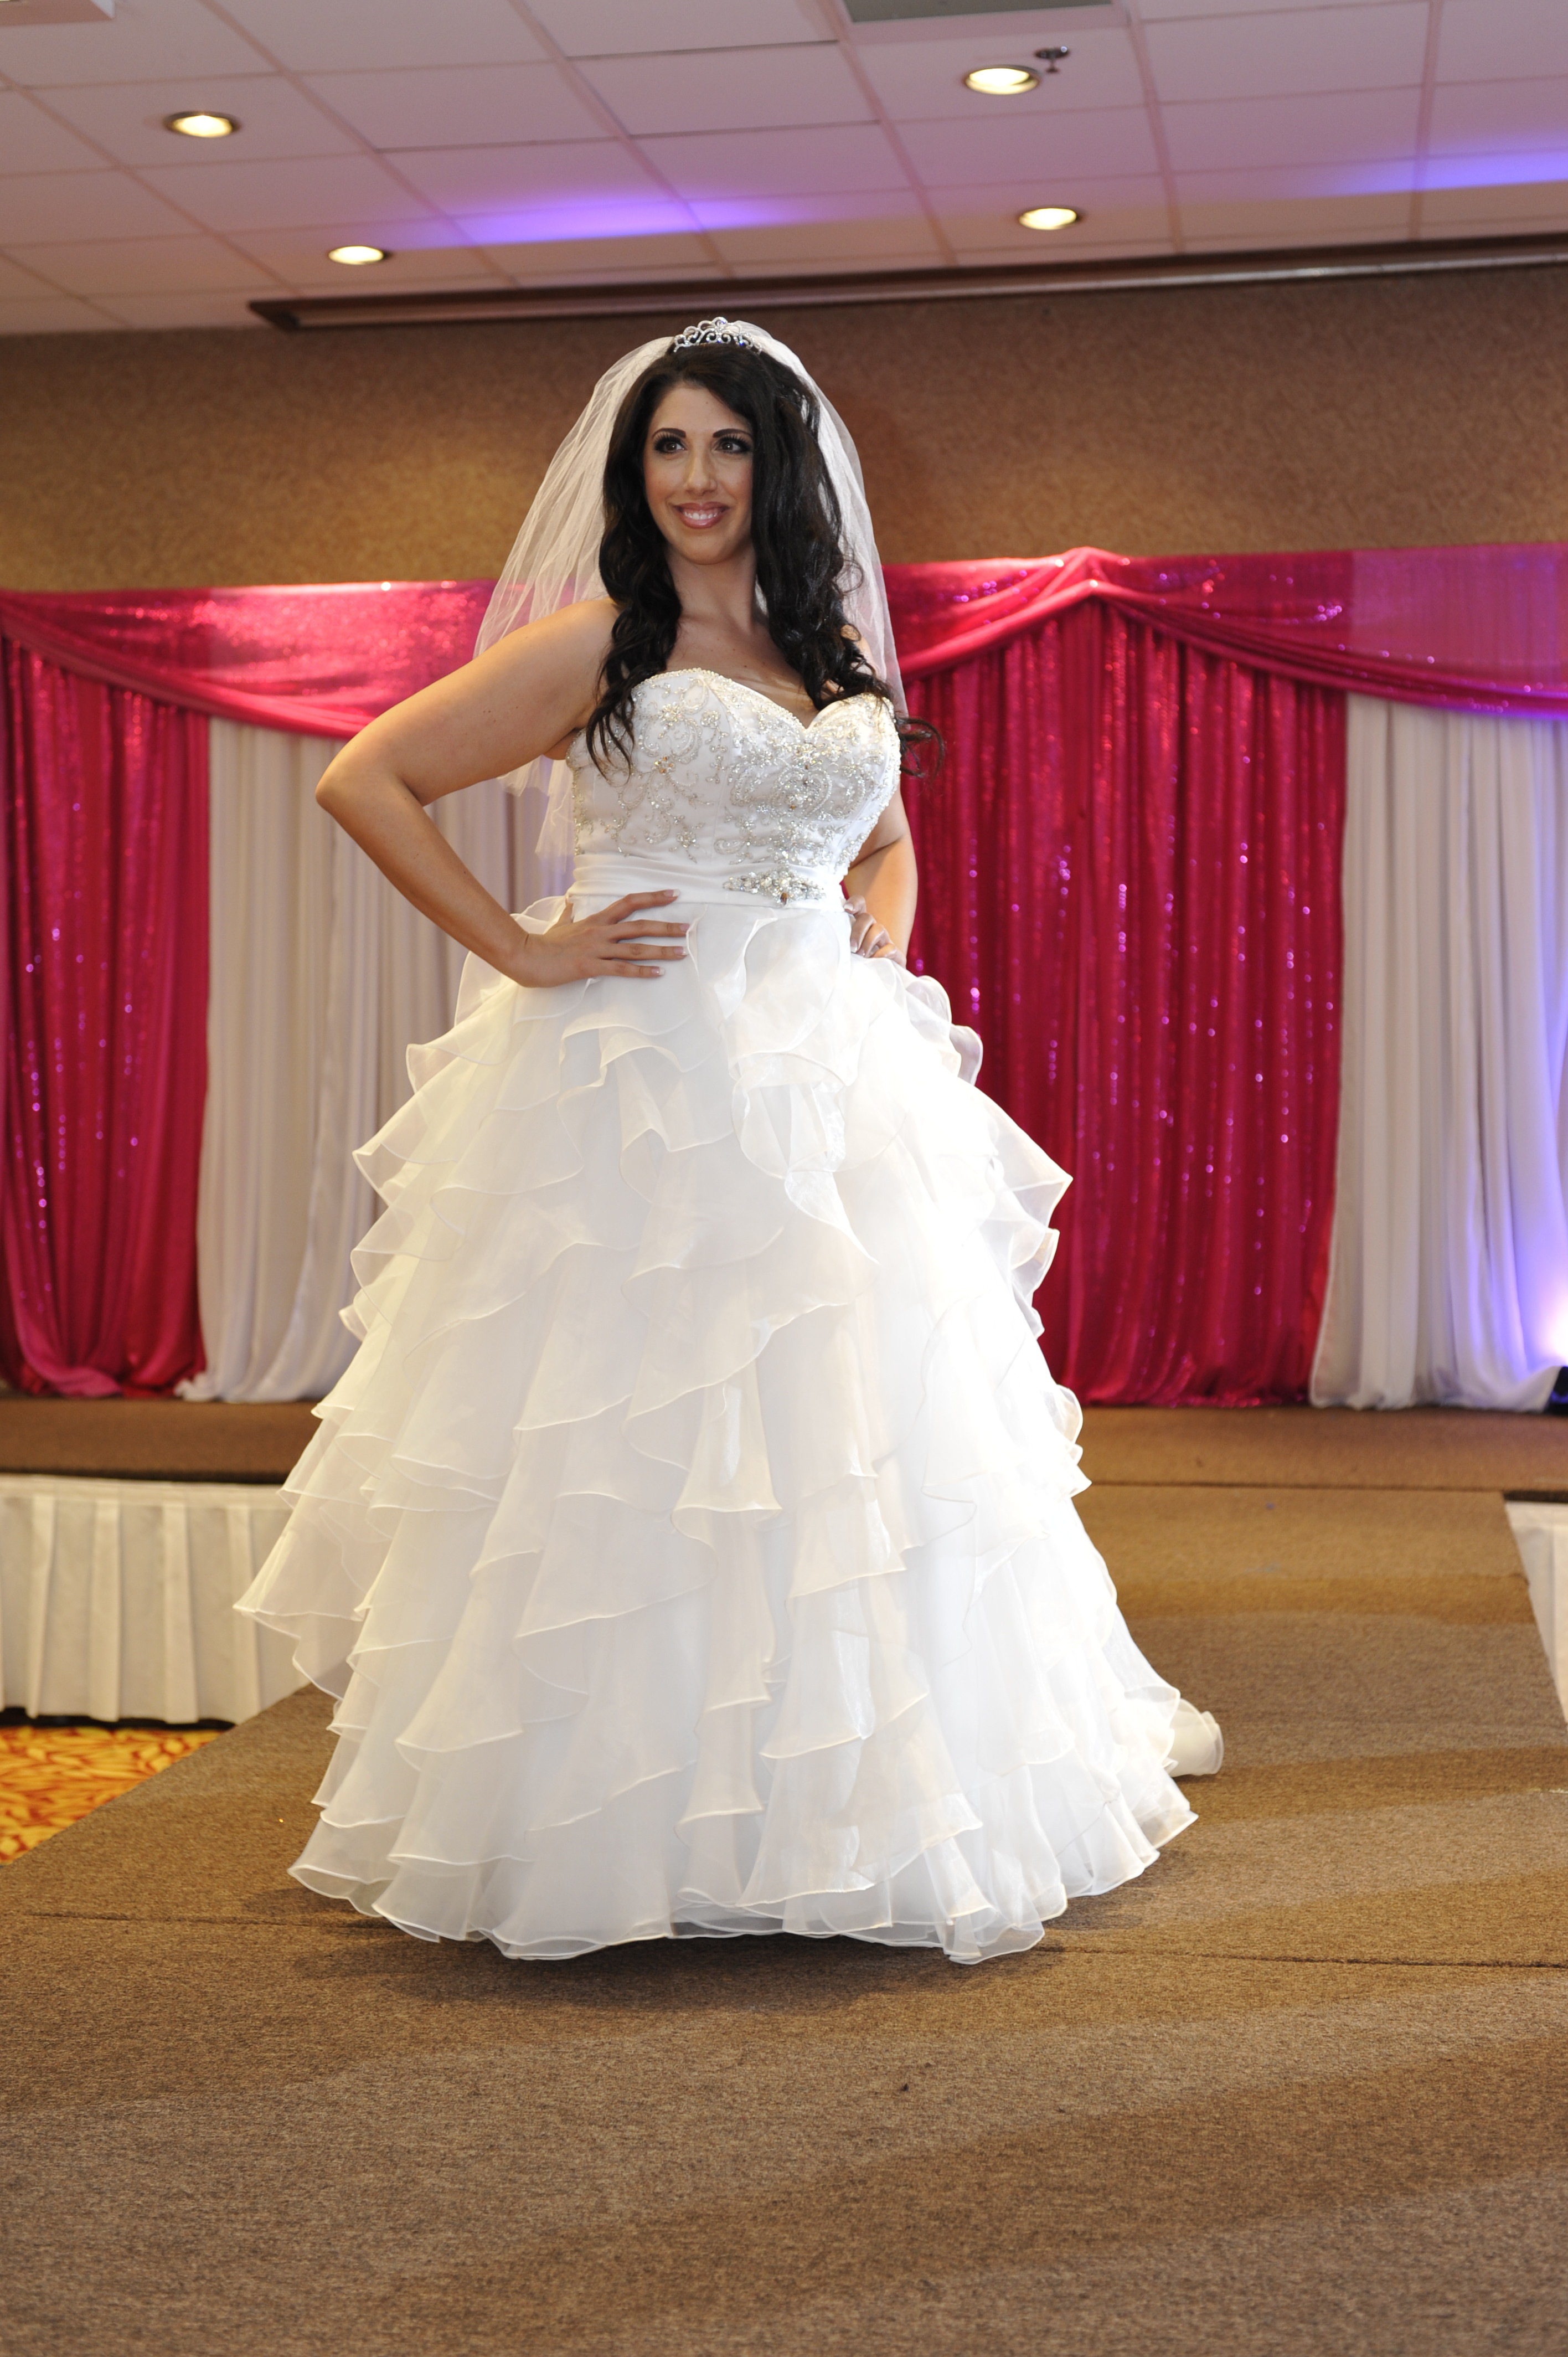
[239,668,1219,1965]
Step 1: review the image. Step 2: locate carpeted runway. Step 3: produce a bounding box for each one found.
[4,1407,1567,2355]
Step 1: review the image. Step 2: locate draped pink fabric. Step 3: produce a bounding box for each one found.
[0,583,491,739]
[885,545,1568,716]
[1,542,1565,740]
[0,643,208,1396]
[903,601,1345,1404]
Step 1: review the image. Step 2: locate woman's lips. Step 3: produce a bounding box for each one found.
[673,504,726,528]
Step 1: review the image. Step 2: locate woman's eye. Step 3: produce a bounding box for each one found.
[653,435,683,453]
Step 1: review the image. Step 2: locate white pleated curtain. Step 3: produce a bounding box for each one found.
[182,721,528,1404]
[1313,695,1568,1410]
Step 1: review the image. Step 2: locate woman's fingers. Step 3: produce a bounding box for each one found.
[601,889,681,920]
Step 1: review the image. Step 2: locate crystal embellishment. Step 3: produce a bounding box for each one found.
[568,670,900,903]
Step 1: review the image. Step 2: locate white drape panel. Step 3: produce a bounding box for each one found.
[0,1475,302,1722]
[1313,697,1568,1410]
[184,721,522,1402]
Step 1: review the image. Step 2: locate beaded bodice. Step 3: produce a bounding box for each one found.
[566,669,901,904]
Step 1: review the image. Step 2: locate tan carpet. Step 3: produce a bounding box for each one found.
[0,1395,318,1480]
[3,1409,1567,2354]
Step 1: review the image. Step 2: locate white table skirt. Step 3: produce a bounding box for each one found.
[0,1474,306,1725]
[1506,1500,1568,1719]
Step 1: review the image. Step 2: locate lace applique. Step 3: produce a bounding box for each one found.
[569,670,900,902]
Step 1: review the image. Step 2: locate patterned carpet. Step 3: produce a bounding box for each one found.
[0,1723,220,1862]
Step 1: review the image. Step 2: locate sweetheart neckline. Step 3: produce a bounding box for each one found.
[645,669,881,733]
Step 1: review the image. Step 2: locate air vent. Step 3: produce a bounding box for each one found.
[0,0,115,23]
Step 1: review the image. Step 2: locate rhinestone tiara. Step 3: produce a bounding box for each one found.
[669,316,755,352]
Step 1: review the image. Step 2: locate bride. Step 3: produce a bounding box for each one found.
[240,317,1220,1967]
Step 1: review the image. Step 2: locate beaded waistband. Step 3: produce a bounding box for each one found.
[569,852,843,909]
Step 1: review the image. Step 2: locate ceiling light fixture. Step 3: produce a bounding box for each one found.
[1035,48,1071,74]
[1018,206,1080,232]
[328,244,390,266]
[963,64,1038,94]
[164,110,238,138]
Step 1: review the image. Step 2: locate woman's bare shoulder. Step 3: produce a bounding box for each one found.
[466,595,616,744]
[489,595,616,679]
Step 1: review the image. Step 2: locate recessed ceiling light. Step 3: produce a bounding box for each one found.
[964,64,1039,95]
[328,244,390,266]
[164,111,239,139]
[1019,206,1080,233]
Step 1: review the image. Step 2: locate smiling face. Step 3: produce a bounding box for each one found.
[642,381,755,570]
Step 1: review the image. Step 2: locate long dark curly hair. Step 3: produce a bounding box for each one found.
[585,338,938,778]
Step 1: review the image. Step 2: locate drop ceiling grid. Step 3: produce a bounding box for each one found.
[0,0,1560,330]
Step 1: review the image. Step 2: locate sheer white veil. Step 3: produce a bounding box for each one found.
[474,318,904,861]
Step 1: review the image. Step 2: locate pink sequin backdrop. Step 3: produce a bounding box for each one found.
[0,645,208,1395]
[903,601,1346,1405]
[8,542,1552,1399]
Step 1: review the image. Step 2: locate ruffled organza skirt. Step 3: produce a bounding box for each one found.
[239,893,1209,1965]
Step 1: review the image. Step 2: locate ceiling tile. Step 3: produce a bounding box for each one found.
[0,0,263,89]
[924,171,1163,209]
[707,215,944,266]
[1147,2,1426,104]
[1178,191,1411,244]
[136,153,439,234]
[938,198,1173,254]
[1139,0,1387,16]
[224,232,501,291]
[859,28,1144,119]
[3,232,275,294]
[0,248,79,296]
[39,76,359,168]
[0,293,119,332]
[504,263,727,292]
[527,0,825,59]
[1163,89,1421,176]
[1438,0,1568,87]
[953,234,1179,267]
[641,125,912,202]
[1428,77,1568,158]
[303,64,605,151]
[1173,161,1415,205]
[1420,210,1568,242]
[1420,177,1568,225]
[215,0,547,73]
[0,90,105,173]
[0,167,190,241]
[481,229,713,280]
[687,186,922,231]
[390,140,658,217]
[578,45,869,137]
[899,106,1159,184]
[90,290,272,327]
[455,201,700,244]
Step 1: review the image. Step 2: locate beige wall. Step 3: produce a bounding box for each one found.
[4,265,1568,590]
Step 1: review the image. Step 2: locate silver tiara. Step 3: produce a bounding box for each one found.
[670,316,755,352]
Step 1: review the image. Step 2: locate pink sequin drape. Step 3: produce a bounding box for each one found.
[0,643,208,1395]
[905,602,1346,1404]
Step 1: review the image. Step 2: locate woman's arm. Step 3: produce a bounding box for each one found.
[843,789,917,960]
[314,599,689,986]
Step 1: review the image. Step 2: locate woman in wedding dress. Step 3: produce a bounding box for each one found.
[239,318,1221,1967]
